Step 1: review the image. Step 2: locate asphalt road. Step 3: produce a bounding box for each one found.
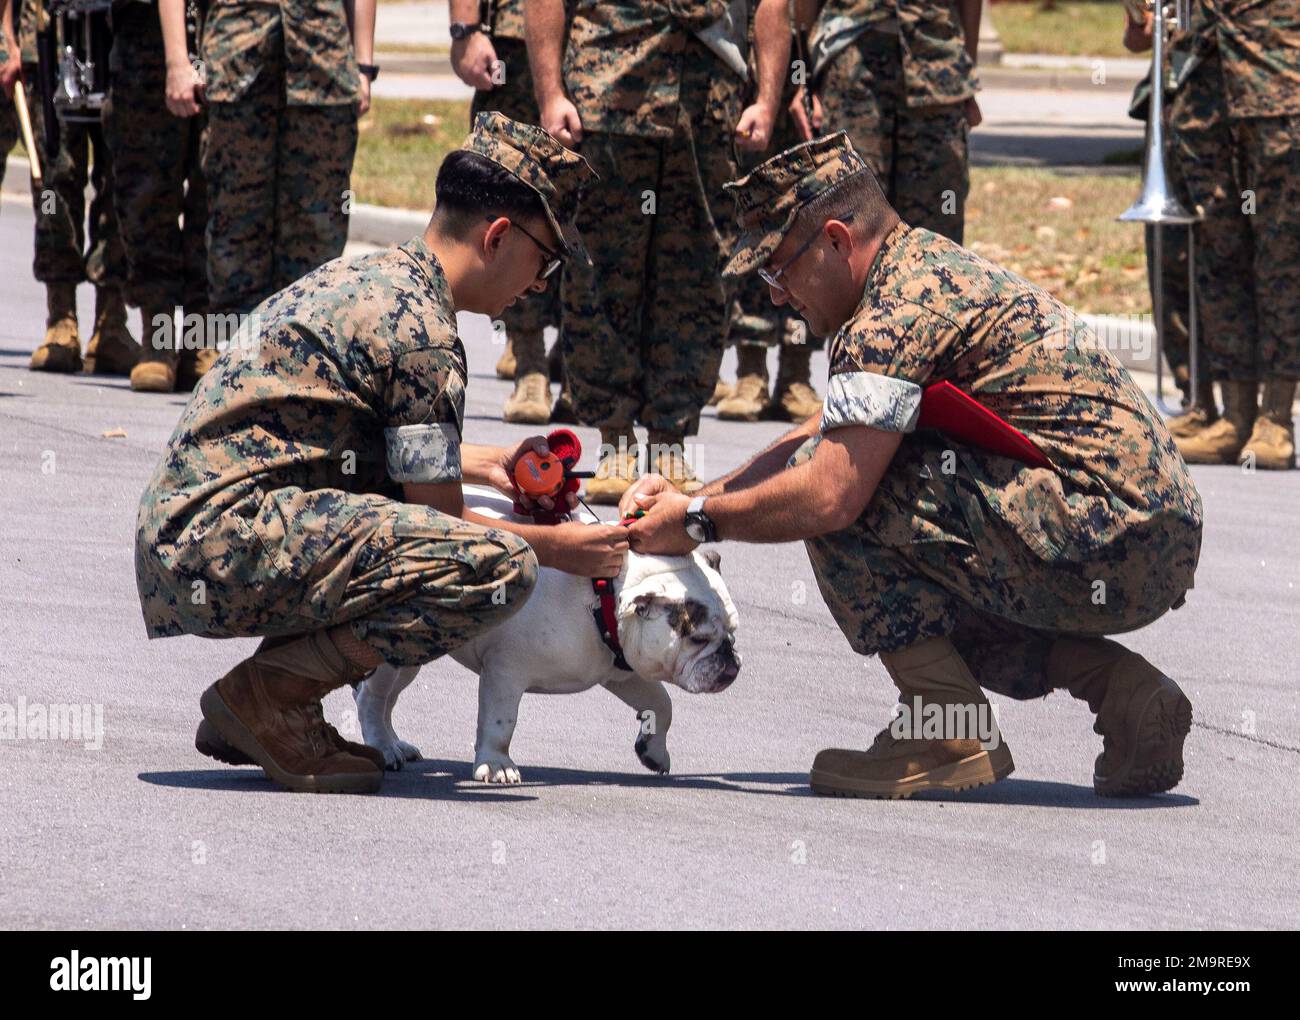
[1,197,1297,930]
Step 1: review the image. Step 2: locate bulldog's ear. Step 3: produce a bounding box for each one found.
[632,592,670,618]
[700,549,721,573]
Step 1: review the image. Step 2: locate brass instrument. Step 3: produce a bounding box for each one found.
[1118,0,1202,415]
[32,0,114,162]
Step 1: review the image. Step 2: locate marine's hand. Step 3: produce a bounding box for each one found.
[165,62,203,118]
[540,94,583,148]
[619,473,672,519]
[547,521,629,577]
[735,100,777,151]
[626,490,697,556]
[452,32,499,90]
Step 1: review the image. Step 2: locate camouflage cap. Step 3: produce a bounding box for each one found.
[460,111,597,265]
[721,132,868,279]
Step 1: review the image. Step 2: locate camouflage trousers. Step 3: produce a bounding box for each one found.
[1144,222,1197,397]
[1170,52,1300,381]
[203,76,357,314]
[136,489,537,667]
[19,64,125,286]
[562,115,738,435]
[793,432,1199,700]
[728,105,819,352]
[817,30,969,243]
[102,4,208,312]
[471,37,559,351]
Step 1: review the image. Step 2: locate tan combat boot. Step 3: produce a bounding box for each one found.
[708,378,733,407]
[1176,380,1257,464]
[495,337,516,380]
[1238,379,1296,470]
[503,331,551,424]
[717,344,770,421]
[29,282,82,373]
[83,287,140,375]
[1165,366,1218,438]
[177,345,220,390]
[197,631,383,793]
[131,307,181,392]
[1047,637,1192,797]
[648,430,703,495]
[771,343,822,422]
[585,426,640,505]
[810,637,1014,798]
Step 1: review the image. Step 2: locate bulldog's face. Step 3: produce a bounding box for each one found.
[616,550,741,694]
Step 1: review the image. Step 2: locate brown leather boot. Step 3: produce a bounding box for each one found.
[29,283,82,373]
[585,426,639,505]
[494,337,516,379]
[647,430,703,495]
[177,345,219,390]
[131,307,181,392]
[1239,379,1296,470]
[717,345,770,421]
[810,637,1014,798]
[1176,380,1257,464]
[503,331,551,424]
[198,632,383,793]
[771,343,822,422]
[1046,637,1192,797]
[1165,367,1218,438]
[83,287,140,375]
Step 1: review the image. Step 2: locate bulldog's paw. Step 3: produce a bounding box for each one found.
[473,756,522,785]
[634,733,670,775]
[372,735,422,771]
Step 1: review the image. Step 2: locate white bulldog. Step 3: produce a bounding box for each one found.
[354,487,741,783]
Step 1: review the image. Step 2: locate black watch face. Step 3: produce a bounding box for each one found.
[451,23,468,40]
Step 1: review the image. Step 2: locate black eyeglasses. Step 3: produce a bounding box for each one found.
[758,213,856,291]
[485,216,564,280]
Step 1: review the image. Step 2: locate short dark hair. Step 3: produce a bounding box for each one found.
[793,166,897,244]
[432,149,549,238]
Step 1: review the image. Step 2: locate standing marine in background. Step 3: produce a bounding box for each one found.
[104,0,211,392]
[794,0,982,244]
[1167,0,1299,470]
[528,0,791,504]
[18,0,136,376]
[717,0,823,424]
[199,0,375,329]
[451,0,566,425]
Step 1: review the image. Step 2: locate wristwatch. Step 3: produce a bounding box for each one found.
[357,63,380,81]
[684,497,718,544]
[449,22,484,41]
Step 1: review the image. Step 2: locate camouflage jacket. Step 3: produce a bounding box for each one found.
[136,237,467,636]
[821,224,1202,563]
[810,0,976,106]
[564,0,748,139]
[489,0,527,40]
[1172,0,1300,118]
[200,0,359,105]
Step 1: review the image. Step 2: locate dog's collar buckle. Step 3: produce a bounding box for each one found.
[591,577,633,672]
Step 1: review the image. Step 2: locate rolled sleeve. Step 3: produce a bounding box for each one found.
[821,371,922,433]
[385,423,462,484]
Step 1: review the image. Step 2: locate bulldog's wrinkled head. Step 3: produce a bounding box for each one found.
[615,550,741,694]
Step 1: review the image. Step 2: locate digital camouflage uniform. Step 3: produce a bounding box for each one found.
[200,0,359,316]
[471,0,559,354]
[102,0,209,314]
[1168,0,1300,382]
[723,136,1203,702]
[810,0,973,243]
[559,0,748,437]
[15,0,125,287]
[0,27,15,188]
[136,114,593,666]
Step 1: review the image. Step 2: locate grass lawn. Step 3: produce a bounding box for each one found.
[352,98,473,210]
[990,0,1132,58]
[966,166,1149,316]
